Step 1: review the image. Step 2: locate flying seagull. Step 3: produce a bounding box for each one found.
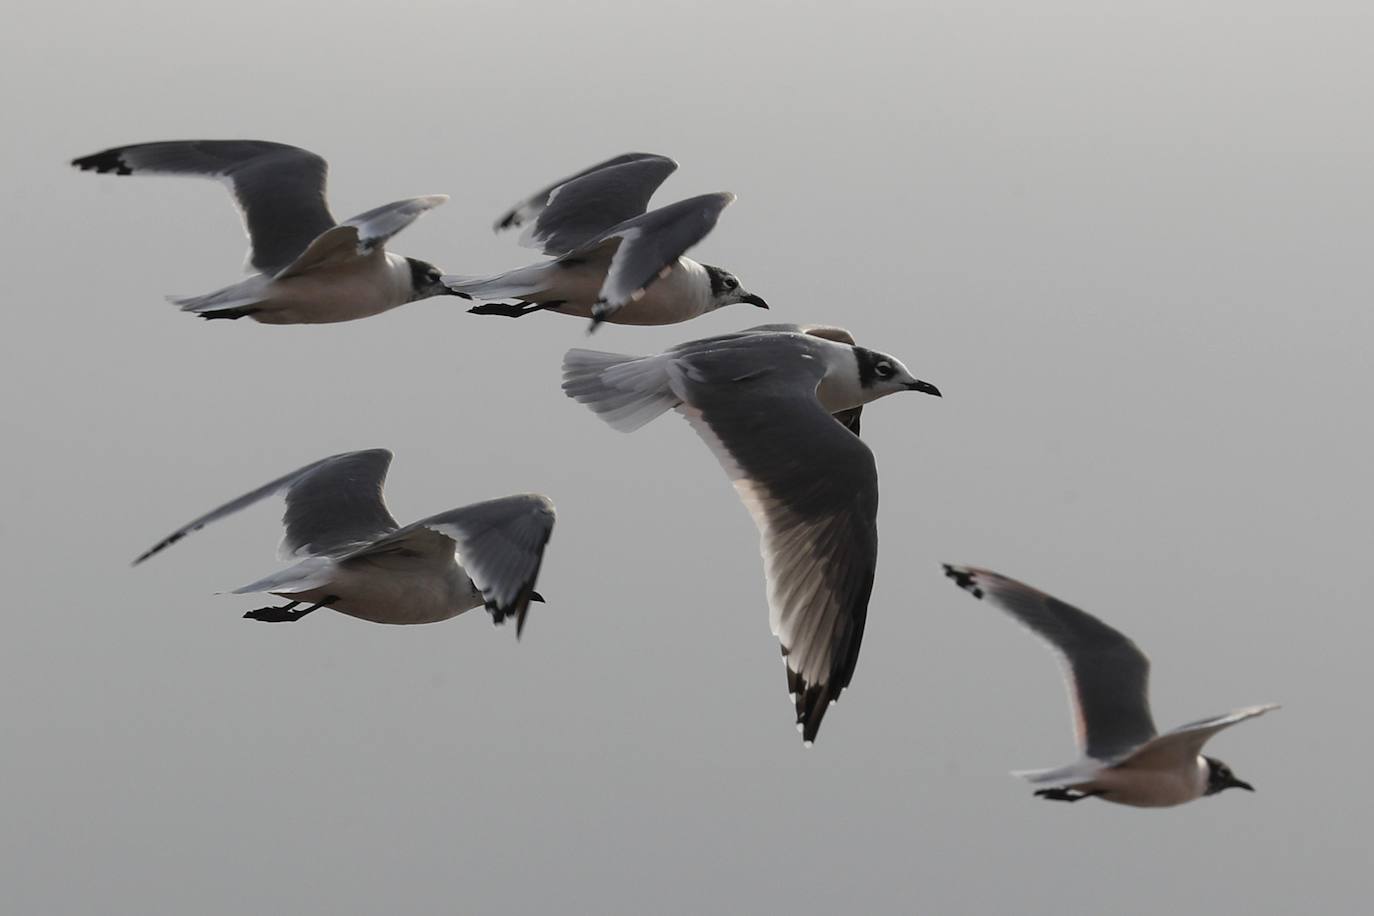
[72,140,462,324]
[562,324,941,741]
[135,449,555,635]
[447,153,767,330]
[943,564,1278,807]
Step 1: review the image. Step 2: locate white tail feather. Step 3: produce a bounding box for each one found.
[168,274,270,313]
[562,349,679,433]
[231,557,336,595]
[442,262,554,300]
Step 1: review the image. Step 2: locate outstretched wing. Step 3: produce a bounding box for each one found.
[340,195,448,253]
[580,192,736,327]
[1121,705,1280,770]
[344,495,556,636]
[667,335,879,743]
[942,565,1157,761]
[274,196,448,279]
[72,139,334,274]
[494,153,677,255]
[134,449,398,565]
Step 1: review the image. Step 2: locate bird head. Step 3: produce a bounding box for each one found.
[406,258,465,302]
[1203,757,1255,795]
[854,346,942,400]
[702,264,768,312]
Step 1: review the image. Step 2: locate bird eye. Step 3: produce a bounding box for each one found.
[875,362,895,379]
[725,276,739,290]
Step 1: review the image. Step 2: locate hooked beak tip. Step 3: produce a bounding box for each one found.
[741,293,768,309]
[1234,779,1255,792]
[908,380,942,397]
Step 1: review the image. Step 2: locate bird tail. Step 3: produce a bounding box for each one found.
[1011,759,1106,789]
[230,557,336,595]
[167,275,270,315]
[442,263,554,300]
[561,349,680,432]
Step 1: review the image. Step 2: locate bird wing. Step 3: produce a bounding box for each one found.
[665,335,879,743]
[272,196,448,280]
[493,153,677,255]
[942,565,1158,760]
[72,139,335,275]
[133,449,399,565]
[1115,704,1280,770]
[342,495,556,636]
[738,324,863,433]
[573,192,735,327]
[339,195,448,253]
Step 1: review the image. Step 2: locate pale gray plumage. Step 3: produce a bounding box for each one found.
[562,327,941,742]
[943,564,1277,807]
[71,140,455,324]
[72,139,332,274]
[135,449,555,634]
[494,152,678,255]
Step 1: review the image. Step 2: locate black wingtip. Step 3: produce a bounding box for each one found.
[943,564,984,599]
[71,149,132,174]
[133,532,185,566]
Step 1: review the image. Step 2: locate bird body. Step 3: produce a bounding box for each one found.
[453,254,716,326]
[171,249,426,324]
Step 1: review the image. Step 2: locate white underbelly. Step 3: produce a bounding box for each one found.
[543,259,707,325]
[279,565,483,626]
[1079,759,1208,808]
[254,261,406,325]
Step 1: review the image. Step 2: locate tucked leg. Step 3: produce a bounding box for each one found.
[468,300,564,318]
[244,596,337,623]
[1034,788,1104,803]
[198,306,260,320]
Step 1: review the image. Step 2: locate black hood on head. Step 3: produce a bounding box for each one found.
[702,263,734,297]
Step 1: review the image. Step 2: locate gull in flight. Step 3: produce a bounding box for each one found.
[135,449,555,635]
[563,324,941,741]
[72,140,461,324]
[448,153,767,330]
[943,564,1278,807]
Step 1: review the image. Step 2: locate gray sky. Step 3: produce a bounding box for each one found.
[3,1,1370,912]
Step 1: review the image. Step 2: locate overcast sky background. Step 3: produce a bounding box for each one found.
[3,1,1370,912]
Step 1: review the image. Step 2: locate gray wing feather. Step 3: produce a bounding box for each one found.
[494,153,676,254]
[71,139,334,274]
[942,565,1157,760]
[708,324,864,434]
[1121,704,1279,769]
[667,338,878,743]
[340,195,448,253]
[272,196,448,280]
[133,449,397,565]
[583,192,735,325]
[347,495,556,636]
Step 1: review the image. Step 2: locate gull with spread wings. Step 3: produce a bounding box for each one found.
[72,140,461,324]
[944,565,1278,807]
[135,449,555,635]
[563,324,941,741]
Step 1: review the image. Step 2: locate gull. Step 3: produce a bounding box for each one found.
[562,324,941,741]
[135,449,556,634]
[72,140,462,324]
[447,153,767,330]
[943,565,1278,807]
